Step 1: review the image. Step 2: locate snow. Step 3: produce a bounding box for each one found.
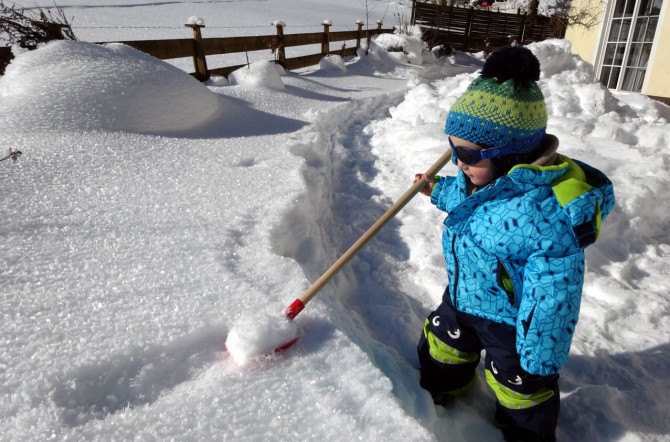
[186,16,205,26]
[2,1,670,441]
[228,60,287,90]
[0,41,221,133]
[225,310,299,366]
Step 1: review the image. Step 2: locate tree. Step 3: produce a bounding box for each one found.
[540,0,605,31]
[1,1,76,75]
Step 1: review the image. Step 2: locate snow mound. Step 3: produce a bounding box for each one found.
[228,60,286,89]
[225,309,300,366]
[530,39,621,118]
[319,55,347,73]
[374,27,427,66]
[0,41,221,134]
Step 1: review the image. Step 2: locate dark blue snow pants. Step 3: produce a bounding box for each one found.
[417,294,560,441]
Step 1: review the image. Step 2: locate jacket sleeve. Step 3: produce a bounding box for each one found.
[430,175,457,212]
[516,248,585,376]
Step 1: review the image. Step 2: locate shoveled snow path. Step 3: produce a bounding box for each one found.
[274,89,505,440]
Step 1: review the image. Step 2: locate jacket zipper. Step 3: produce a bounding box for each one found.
[451,234,460,309]
[497,259,516,306]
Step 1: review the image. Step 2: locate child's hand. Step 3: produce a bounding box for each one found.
[414,173,436,196]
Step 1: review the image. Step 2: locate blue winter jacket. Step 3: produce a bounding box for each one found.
[431,154,615,376]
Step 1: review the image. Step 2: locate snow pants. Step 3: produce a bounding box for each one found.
[417,293,560,441]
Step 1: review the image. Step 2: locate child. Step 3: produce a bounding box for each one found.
[414,46,615,441]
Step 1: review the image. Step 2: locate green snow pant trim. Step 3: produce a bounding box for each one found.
[418,319,479,399]
[485,369,555,410]
[423,319,479,365]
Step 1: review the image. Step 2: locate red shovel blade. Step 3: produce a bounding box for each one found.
[273,336,299,353]
[225,299,305,365]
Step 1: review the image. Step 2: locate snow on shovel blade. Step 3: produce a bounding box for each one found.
[225,305,301,366]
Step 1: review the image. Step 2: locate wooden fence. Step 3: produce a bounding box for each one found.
[411,0,565,52]
[0,21,393,79]
[0,7,565,78]
[104,21,394,81]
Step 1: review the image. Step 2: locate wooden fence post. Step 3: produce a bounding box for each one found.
[367,20,383,48]
[185,22,209,81]
[518,12,527,44]
[356,20,364,49]
[0,47,13,76]
[275,22,286,66]
[322,20,331,56]
[464,8,474,52]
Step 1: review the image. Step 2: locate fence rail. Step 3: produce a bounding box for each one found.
[105,22,393,80]
[411,0,565,52]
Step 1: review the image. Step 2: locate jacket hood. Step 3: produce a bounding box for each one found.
[508,153,616,247]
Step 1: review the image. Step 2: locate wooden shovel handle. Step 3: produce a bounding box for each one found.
[285,148,453,318]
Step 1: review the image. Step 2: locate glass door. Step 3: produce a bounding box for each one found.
[598,0,663,92]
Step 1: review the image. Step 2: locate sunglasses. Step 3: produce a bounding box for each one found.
[448,137,520,165]
[448,130,546,165]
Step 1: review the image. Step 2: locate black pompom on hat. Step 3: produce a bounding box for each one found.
[481,45,541,86]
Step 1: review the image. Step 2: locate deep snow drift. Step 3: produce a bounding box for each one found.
[1,42,221,133]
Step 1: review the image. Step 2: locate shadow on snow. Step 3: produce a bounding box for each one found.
[51,326,227,427]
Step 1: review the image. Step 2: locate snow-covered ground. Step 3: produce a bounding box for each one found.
[2,1,670,441]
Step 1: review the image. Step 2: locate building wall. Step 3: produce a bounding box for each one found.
[644,3,670,101]
[563,0,607,65]
[563,0,670,101]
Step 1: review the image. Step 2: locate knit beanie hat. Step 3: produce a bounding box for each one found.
[445,46,547,153]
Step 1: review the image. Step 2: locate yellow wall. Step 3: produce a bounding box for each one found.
[643,4,670,98]
[563,0,670,100]
[563,0,607,64]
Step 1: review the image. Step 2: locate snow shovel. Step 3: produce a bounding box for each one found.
[277,148,454,347]
[225,148,453,364]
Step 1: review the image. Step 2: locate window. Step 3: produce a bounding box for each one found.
[598,0,663,92]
